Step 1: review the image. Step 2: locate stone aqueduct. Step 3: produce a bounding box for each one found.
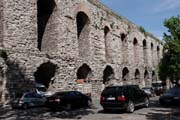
[0,0,163,101]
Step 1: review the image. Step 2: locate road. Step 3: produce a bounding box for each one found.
[0,96,180,120]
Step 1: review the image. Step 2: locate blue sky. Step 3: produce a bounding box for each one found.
[99,0,180,40]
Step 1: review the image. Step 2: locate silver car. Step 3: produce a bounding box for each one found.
[11,92,47,109]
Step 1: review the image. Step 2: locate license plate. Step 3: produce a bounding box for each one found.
[107,97,115,100]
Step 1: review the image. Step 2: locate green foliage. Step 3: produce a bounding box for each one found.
[139,26,147,36]
[159,15,180,84]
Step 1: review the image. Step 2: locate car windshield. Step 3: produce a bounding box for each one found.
[152,83,162,87]
[54,92,67,96]
[142,87,150,90]
[37,87,47,92]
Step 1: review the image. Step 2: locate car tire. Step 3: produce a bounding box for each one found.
[144,98,149,108]
[126,101,134,113]
[65,104,71,111]
[22,103,28,109]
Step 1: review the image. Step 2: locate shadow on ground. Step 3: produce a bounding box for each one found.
[0,106,95,120]
[146,98,180,120]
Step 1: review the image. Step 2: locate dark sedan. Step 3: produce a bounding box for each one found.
[11,92,47,109]
[159,86,180,105]
[100,85,149,113]
[46,91,92,110]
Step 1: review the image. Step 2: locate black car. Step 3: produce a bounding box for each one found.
[159,86,180,105]
[100,85,149,113]
[46,91,92,110]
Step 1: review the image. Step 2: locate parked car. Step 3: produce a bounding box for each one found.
[11,92,47,109]
[100,85,149,113]
[35,83,53,97]
[142,87,155,97]
[46,91,92,110]
[152,81,164,96]
[159,86,180,105]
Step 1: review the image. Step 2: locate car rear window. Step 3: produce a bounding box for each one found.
[54,92,67,96]
[102,86,124,95]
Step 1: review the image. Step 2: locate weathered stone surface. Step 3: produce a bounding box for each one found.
[0,0,163,102]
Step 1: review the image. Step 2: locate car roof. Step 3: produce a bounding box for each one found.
[105,85,139,88]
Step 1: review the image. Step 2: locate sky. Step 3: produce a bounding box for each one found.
[99,0,180,40]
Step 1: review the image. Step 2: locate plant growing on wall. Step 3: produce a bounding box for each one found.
[139,26,147,37]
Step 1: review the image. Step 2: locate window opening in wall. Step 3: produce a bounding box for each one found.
[104,26,110,61]
[104,26,110,38]
[143,39,147,49]
[77,63,92,82]
[135,69,140,83]
[152,71,156,82]
[121,33,126,42]
[34,62,57,88]
[103,65,114,84]
[151,43,154,50]
[76,12,90,58]
[37,0,56,51]
[157,46,160,51]
[122,67,129,81]
[133,38,138,45]
[157,46,160,62]
[76,12,90,38]
[144,70,149,86]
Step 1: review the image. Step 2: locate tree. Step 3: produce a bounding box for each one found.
[159,15,180,84]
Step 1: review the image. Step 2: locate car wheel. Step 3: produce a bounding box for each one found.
[126,101,134,113]
[22,103,28,109]
[65,104,71,111]
[144,98,149,108]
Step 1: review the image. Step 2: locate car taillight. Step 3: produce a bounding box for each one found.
[54,98,60,102]
[117,95,126,101]
[100,96,105,101]
[49,98,61,102]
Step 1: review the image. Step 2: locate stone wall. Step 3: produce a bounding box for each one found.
[0,0,163,101]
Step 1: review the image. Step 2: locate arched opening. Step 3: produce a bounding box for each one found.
[133,38,138,62]
[77,64,92,82]
[144,70,149,86]
[76,12,90,58]
[104,26,110,38]
[121,33,127,63]
[37,0,56,51]
[143,39,147,48]
[157,46,160,61]
[151,43,154,65]
[104,26,111,62]
[152,71,156,82]
[103,65,114,84]
[34,62,57,88]
[143,39,147,64]
[121,33,126,42]
[151,43,153,49]
[133,38,138,45]
[135,69,140,84]
[122,67,129,81]
[76,12,90,38]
